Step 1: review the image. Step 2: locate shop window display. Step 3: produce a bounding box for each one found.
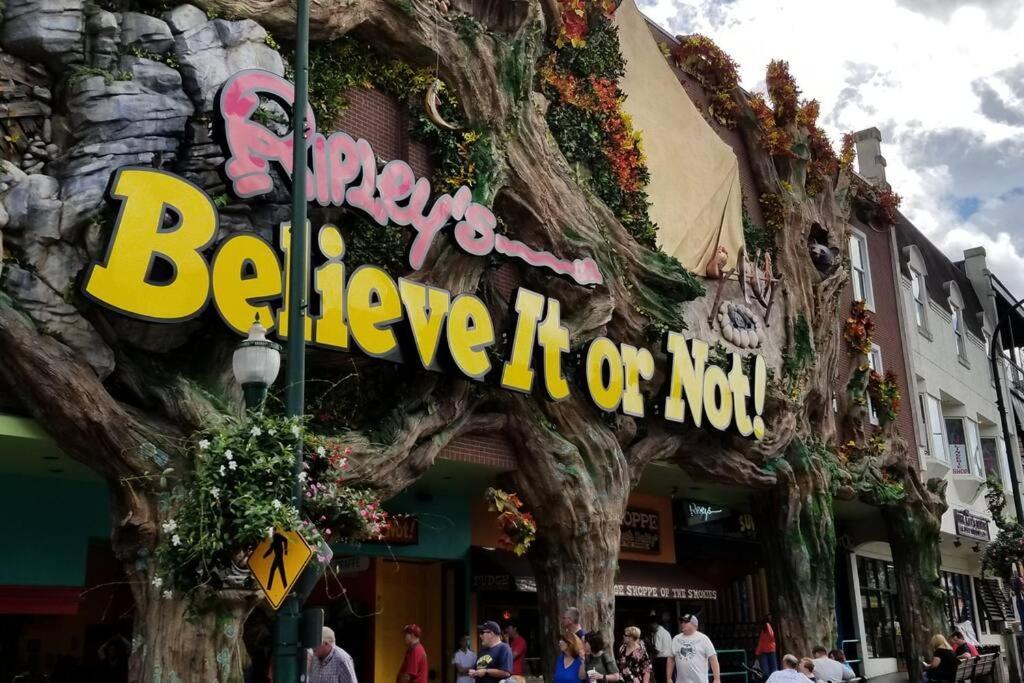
[857,556,903,660]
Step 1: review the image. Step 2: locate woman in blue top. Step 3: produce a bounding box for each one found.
[555,632,588,683]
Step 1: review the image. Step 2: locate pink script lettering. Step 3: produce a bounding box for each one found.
[218,69,603,287]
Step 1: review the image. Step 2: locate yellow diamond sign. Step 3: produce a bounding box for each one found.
[247,528,314,610]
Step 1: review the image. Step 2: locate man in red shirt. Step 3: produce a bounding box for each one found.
[398,624,428,683]
[504,623,528,678]
[950,632,979,660]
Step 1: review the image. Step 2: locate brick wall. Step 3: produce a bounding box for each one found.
[440,432,517,470]
[836,217,919,451]
[334,87,432,178]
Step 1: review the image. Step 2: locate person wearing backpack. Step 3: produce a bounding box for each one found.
[584,631,622,682]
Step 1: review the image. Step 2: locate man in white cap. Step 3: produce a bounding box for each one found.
[668,614,720,683]
[308,626,358,683]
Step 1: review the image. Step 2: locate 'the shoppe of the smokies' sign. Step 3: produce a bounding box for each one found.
[82,69,767,439]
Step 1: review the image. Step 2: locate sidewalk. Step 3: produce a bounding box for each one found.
[866,674,908,683]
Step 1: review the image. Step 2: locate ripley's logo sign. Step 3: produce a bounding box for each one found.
[81,69,767,439]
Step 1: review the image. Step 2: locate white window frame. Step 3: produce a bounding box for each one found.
[951,304,967,361]
[867,344,883,426]
[924,394,946,461]
[945,416,971,475]
[965,419,982,478]
[849,229,875,310]
[910,267,928,331]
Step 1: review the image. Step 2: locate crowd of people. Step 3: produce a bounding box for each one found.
[302,610,987,683]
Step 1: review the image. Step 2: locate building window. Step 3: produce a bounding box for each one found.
[946,418,970,475]
[924,395,946,460]
[941,571,975,629]
[849,232,874,309]
[857,556,903,659]
[966,420,982,477]
[867,345,883,426]
[952,304,967,360]
[982,437,1001,482]
[910,268,927,329]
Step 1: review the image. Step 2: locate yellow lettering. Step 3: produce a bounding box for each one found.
[84,168,215,320]
[585,337,623,412]
[276,222,314,341]
[663,333,708,426]
[620,344,655,417]
[728,354,754,437]
[347,265,401,358]
[537,298,570,401]
[703,364,732,431]
[211,234,282,334]
[399,279,451,370]
[446,294,494,379]
[500,288,545,393]
[313,224,348,350]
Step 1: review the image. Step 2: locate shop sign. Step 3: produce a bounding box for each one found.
[621,507,660,553]
[366,514,419,546]
[613,584,718,600]
[333,556,371,575]
[81,69,769,439]
[471,574,536,592]
[953,510,990,542]
[685,501,730,526]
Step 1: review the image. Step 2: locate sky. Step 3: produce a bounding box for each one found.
[637,0,1024,296]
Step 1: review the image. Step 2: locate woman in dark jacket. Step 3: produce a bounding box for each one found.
[923,634,959,683]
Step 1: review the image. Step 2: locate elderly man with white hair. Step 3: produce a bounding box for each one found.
[307,626,358,683]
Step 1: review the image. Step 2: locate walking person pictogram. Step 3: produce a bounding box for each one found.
[264,532,289,590]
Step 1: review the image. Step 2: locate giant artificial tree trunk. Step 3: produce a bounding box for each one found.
[753,441,837,655]
[884,475,948,683]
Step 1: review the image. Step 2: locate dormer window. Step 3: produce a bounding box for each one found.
[910,268,927,329]
[951,303,967,360]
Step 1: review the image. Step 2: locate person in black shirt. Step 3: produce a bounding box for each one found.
[923,635,958,683]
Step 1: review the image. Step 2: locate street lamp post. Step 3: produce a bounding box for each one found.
[990,298,1024,523]
[274,0,312,678]
[233,316,282,411]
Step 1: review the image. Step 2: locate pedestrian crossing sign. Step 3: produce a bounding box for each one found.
[247,528,314,610]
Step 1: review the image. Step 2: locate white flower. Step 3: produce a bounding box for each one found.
[266,527,275,539]
[291,424,301,437]
[250,426,263,437]
[224,449,234,460]
[151,576,163,589]
[162,590,173,600]
[228,460,238,471]
[210,487,220,499]
[271,499,282,509]
[161,519,177,534]
[171,534,182,547]
[198,439,210,450]
[316,446,326,456]
[339,458,348,469]
[219,465,226,476]
[298,472,307,482]
[268,428,276,436]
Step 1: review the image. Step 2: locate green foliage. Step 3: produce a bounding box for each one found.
[708,342,730,369]
[69,65,132,85]
[453,13,485,41]
[342,212,410,276]
[154,413,386,599]
[388,0,414,15]
[742,205,776,262]
[552,14,625,79]
[982,477,1024,578]
[781,314,813,398]
[307,37,497,199]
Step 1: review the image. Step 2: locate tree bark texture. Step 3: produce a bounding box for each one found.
[0,0,951,676]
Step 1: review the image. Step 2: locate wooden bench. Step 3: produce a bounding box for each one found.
[951,653,996,683]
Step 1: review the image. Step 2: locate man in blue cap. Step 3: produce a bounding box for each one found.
[470,621,513,682]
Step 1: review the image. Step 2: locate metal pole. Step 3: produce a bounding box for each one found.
[990,298,1024,523]
[274,0,310,678]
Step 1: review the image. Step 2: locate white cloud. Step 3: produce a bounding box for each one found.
[638,0,1024,295]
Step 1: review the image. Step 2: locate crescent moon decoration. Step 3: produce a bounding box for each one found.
[424,79,463,131]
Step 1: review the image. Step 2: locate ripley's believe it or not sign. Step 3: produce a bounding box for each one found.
[81,69,767,439]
